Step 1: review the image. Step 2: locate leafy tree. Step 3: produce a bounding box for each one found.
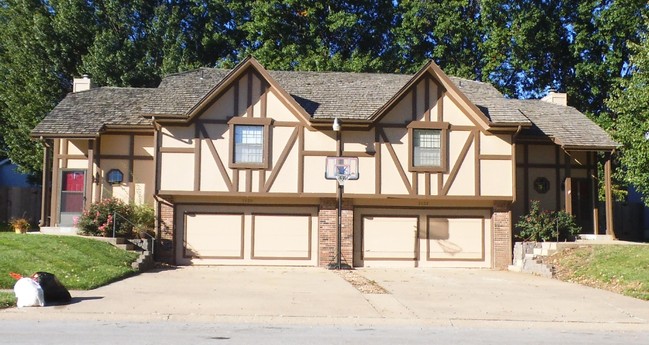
[0,0,647,179]
[0,0,93,173]
[232,0,396,72]
[481,0,579,98]
[606,23,649,205]
[394,0,483,78]
[568,0,648,117]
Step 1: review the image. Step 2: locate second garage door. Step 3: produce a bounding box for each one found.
[354,208,492,268]
[176,204,317,266]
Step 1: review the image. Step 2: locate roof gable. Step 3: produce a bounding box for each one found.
[181,56,313,127]
[369,61,493,130]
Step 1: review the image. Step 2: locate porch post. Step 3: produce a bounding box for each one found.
[85,139,94,210]
[604,152,615,238]
[591,152,600,234]
[50,139,60,226]
[39,140,51,227]
[564,152,572,214]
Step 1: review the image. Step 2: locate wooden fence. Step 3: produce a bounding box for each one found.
[0,186,41,229]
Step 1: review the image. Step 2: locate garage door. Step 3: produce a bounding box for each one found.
[355,208,492,268]
[176,205,317,266]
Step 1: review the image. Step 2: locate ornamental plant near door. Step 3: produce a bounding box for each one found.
[515,200,581,242]
[77,198,132,237]
[9,218,30,234]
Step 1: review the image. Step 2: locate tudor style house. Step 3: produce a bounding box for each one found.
[31,57,618,269]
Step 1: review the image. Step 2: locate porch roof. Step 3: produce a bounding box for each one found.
[31,87,153,137]
[515,100,618,150]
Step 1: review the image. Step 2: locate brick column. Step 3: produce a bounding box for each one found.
[492,201,512,270]
[156,202,175,264]
[318,198,353,268]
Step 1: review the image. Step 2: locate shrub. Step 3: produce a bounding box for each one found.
[131,204,155,237]
[515,200,582,242]
[77,198,133,237]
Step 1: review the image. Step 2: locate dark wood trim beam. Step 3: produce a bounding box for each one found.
[474,131,480,196]
[194,126,201,191]
[379,129,413,194]
[199,125,234,192]
[424,78,430,122]
[246,71,253,117]
[159,147,194,154]
[442,131,475,196]
[264,127,299,192]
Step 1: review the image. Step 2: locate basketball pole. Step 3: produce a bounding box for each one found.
[334,118,342,270]
[337,179,343,269]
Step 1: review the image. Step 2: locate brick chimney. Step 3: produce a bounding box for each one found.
[73,74,93,93]
[541,89,567,106]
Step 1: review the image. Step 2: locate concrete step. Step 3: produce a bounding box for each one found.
[132,251,154,271]
[114,243,135,251]
[578,234,615,241]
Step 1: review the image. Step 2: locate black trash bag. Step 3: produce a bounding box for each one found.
[32,272,72,305]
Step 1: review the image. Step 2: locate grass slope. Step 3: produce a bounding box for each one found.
[0,233,138,291]
[547,245,649,300]
[0,292,14,308]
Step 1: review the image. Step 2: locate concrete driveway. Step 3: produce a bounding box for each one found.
[1,267,648,331]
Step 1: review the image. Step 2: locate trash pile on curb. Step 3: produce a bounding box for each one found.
[9,272,71,308]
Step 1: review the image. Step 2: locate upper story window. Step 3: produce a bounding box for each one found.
[229,117,272,169]
[234,125,263,164]
[413,129,441,167]
[408,122,449,172]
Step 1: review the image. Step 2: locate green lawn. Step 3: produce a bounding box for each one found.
[0,291,14,308]
[548,245,649,300]
[0,233,139,308]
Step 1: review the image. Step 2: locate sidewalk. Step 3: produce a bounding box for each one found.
[1,266,648,331]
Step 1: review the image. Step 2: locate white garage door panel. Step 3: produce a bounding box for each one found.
[178,204,318,266]
[253,214,311,259]
[185,214,243,258]
[363,216,417,259]
[428,218,484,260]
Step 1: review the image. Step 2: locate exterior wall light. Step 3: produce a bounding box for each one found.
[332,118,341,132]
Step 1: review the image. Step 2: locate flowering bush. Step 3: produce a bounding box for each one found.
[76,198,133,237]
[515,200,582,242]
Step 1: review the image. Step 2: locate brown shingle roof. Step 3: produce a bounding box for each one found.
[140,68,231,116]
[515,100,618,149]
[32,88,153,137]
[32,66,617,149]
[268,70,412,120]
[449,77,529,125]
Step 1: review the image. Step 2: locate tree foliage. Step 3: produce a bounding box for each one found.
[0,0,647,187]
[606,20,649,205]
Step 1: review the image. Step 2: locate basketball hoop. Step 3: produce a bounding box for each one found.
[325,157,359,186]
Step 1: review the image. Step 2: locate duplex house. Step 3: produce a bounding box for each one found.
[32,57,618,269]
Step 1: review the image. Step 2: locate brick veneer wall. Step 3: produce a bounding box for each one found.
[318,198,353,267]
[492,201,512,269]
[156,202,175,263]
